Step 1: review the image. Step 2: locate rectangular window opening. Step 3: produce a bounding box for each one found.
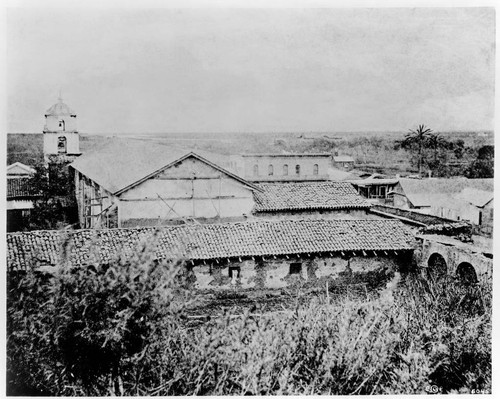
[229,266,241,279]
[289,262,302,275]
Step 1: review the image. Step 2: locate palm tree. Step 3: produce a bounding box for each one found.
[401,124,433,176]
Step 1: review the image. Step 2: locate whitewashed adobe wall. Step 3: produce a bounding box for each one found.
[191,255,401,290]
[119,157,255,222]
[243,155,331,181]
[44,132,80,155]
[44,114,77,132]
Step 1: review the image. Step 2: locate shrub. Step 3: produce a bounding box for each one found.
[7,246,491,395]
[7,235,191,396]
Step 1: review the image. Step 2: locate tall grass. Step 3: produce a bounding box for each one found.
[7,244,491,395]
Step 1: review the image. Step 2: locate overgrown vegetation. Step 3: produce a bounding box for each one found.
[26,163,79,230]
[7,240,491,396]
[396,125,493,178]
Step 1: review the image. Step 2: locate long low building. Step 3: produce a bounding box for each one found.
[7,219,415,290]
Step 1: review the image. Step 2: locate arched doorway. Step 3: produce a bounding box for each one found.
[427,253,447,279]
[456,262,478,285]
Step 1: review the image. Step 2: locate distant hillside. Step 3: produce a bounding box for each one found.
[7,133,44,166]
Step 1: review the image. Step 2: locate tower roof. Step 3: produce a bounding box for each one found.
[45,97,76,117]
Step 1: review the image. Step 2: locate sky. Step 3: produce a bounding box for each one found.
[5,6,496,134]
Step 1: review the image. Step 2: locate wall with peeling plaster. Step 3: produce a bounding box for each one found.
[190,255,403,291]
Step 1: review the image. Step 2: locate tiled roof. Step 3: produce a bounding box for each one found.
[7,178,39,199]
[7,219,415,270]
[253,182,370,212]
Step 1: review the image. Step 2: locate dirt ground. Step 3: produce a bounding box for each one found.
[179,283,371,327]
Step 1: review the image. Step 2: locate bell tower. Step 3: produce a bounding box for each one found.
[43,96,81,164]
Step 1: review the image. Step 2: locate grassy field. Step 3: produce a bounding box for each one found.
[7,242,491,396]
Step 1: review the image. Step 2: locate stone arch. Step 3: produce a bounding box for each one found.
[456,262,478,285]
[427,252,447,279]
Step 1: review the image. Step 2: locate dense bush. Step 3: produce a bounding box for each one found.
[7,237,191,396]
[7,246,491,395]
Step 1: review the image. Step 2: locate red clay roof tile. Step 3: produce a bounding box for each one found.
[254,182,370,212]
[7,219,414,270]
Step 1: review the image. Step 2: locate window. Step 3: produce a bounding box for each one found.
[295,164,300,175]
[58,136,67,154]
[313,164,319,175]
[253,164,259,176]
[283,164,288,175]
[268,164,274,176]
[289,262,302,275]
[58,119,65,131]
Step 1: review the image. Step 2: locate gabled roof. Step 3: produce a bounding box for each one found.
[7,178,39,199]
[70,139,259,195]
[253,182,370,212]
[398,178,494,208]
[458,188,493,208]
[7,162,36,176]
[6,219,415,270]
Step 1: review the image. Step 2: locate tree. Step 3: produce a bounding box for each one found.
[477,145,494,160]
[451,139,465,160]
[426,133,448,164]
[28,163,79,230]
[400,124,433,176]
[466,145,494,178]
